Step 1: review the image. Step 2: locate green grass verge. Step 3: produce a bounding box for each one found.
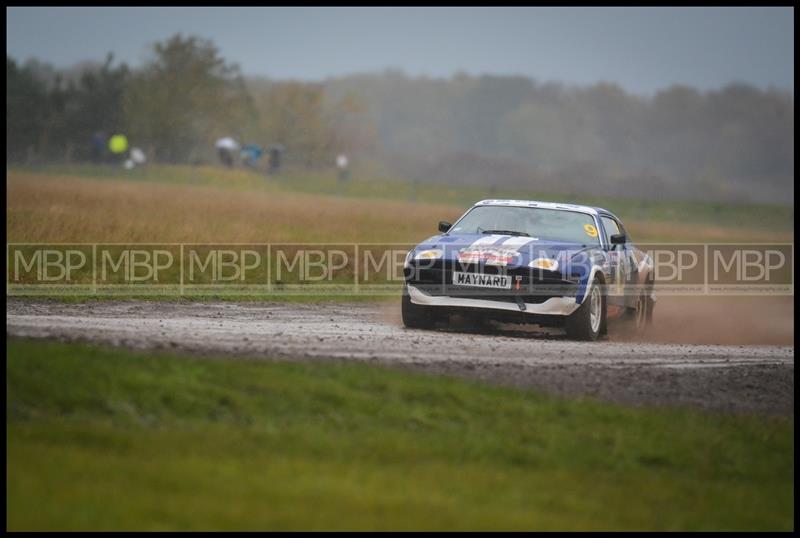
[7,339,793,531]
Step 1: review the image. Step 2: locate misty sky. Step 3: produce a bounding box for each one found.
[6,6,794,95]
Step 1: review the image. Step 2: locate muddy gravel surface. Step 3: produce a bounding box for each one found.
[7,299,794,416]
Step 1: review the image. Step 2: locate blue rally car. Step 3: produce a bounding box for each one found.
[402,199,656,340]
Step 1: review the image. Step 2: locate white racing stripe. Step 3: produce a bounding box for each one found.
[499,236,535,249]
[459,235,535,258]
[466,235,506,248]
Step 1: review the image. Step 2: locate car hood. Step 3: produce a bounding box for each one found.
[411,233,599,272]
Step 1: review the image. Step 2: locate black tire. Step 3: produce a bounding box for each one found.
[565,278,605,341]
[644,280,656,327]
[644,287,655,325]
[624,285,655,333]
[401,284,443,330]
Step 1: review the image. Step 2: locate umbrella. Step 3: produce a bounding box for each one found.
[215,137,239,151]
[130,147,147,164]
[109,134,129,154]
[241,144,263,158]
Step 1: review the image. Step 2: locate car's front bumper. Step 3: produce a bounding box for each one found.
[407,283,581,316]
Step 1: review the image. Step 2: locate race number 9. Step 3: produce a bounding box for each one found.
[583,224,598,238]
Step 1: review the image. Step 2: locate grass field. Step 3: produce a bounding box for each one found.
[7,164,794,243]
[6,338,793,531]
[6,165,794,301]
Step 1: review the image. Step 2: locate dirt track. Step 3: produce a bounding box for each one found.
[6,298,794,416]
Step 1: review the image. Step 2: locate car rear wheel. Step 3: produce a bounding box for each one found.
[625,288,655,332]
[402,284,443,330]
[565,278,605,341]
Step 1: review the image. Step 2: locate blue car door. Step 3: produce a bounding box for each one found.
[600,215,638,310]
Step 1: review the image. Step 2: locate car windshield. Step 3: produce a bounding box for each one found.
[449,205,601,245]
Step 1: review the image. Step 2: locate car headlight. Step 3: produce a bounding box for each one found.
[529,258,559,271]
[414,248,443,261]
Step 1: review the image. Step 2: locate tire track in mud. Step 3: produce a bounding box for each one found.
[6,299,794,416]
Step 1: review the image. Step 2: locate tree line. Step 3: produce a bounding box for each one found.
[7,34,374,169]
[324,71,793,203]
[7,33,794,203]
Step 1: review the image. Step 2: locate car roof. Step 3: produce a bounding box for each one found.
[474,199,610,217]
[592,206,620,219]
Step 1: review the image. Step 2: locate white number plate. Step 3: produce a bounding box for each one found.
[452,271,511,289]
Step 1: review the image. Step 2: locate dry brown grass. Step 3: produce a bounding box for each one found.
[7,172,791,244]
[7,173,462,244]
[623,220,792,243]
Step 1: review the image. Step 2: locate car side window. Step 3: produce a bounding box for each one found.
[616,220,632,243]
[601,216,621,243]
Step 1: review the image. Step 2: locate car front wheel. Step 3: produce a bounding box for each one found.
[565,279,605,341]
[401,284,443,330]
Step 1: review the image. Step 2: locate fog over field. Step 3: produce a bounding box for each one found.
[8,53,794,205]
[6,9,795,532]
[6,7,794,205]
[320,72,794,203]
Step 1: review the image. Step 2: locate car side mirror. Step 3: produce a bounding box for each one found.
[610,233,627,245]
[438,221,452,233]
